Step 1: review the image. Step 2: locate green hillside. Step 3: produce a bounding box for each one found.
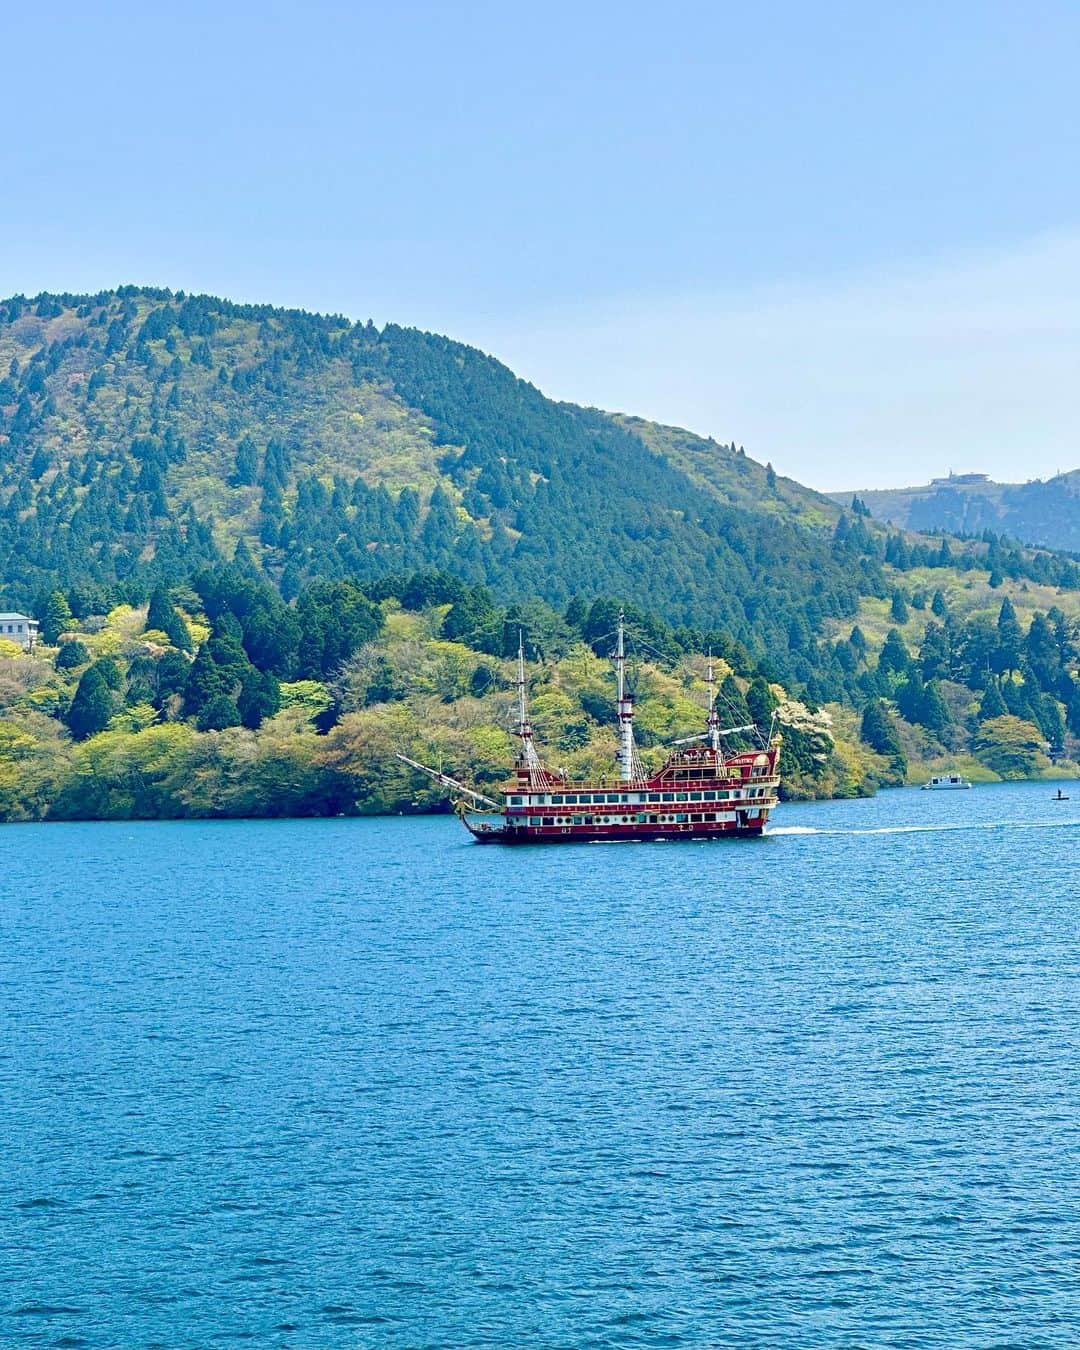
[834,472,1080,554]
[2,287,1080,820]
[0,287,893,692]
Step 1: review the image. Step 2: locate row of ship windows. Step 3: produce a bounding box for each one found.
[508,788,770,806]
[516,812,745,827]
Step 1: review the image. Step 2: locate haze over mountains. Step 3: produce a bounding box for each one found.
[833,471,1080,555]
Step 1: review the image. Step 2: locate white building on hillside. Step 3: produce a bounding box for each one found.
[0,613,39,649]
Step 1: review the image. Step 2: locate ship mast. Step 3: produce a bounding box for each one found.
[515,631,546,784]
[705,653,722,755]
[614,609,637,782]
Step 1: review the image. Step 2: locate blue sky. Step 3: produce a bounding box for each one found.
[3,2,1078,488]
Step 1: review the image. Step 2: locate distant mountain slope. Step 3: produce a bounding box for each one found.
[833,472,1080,553]
[2,287,1079,704]
[613,416,838,529]
[0,288,860,683]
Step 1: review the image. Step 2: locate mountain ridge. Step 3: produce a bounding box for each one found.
[2,285,1079,709]
[2,287,1080,819]
[831,471,1080,554]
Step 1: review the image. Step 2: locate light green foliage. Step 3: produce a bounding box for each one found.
[279,680,333,714]
[973,715,1051,780]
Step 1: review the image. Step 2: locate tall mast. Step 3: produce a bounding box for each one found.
[515,631,544,781]
[705,653,721,754]
[614,609,636,782]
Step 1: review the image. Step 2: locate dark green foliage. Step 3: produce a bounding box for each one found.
[896,673,952,737]
[238,669,280,729]
[183,644,227,718]
[994,599,1023,674]
[296,581,382,678]
[40,590,73,644]
[92,656,122,691]
[146,585,192,650]
[154,649,191,709]
[197,694,242,731]
[66,665,115,739]
[55,638,90,669]
[717,674,752,729]
[889,590,909,624]
[978,680,1008,721]
[441,585,501,650]
[230,435,259,487]
[746,675,778,728]
[877,629,911,678]
[860,699,907,777]
[919,621,951,680]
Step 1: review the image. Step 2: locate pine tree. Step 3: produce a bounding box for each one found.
[230,435,259,487]
[860,699,907,776]
[746,675,778,728]
[890,590,909,624]
[978,679,1008,721]
[197,694,242,731]
[920,681,952,737]
[995,598,1023,674]
[146,586,192,652]
[183,645,227,718]
[66,666,114,740]
[40,590,74,644]
[878,628,911,677]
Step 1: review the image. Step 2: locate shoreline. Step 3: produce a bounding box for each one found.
[6,772,1077,826]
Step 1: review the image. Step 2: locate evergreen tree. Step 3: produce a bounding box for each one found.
[1024,613,1061,692]
[40,590,74,644]
[860,699,907,776]
[878,629,911,677]
[183,645,227,718]
[146,585,192,651]
[745,675,778,728]
[197,694,242,731]
[995,598,1023,674]
[1067,683,1080,738]
[920,680,952,738]
[55,638,90,670]
[919,621,950,681]
[889,590,909,624]
[66,665,114,740]
[978,680,1008,721]
[237,669,280,729]
[230,435,259,487]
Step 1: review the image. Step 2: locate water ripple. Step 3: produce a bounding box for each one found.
[1,781,1078,1347]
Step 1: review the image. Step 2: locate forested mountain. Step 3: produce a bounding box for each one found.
[2,287,1080,820]
[3,287,1079,697]
[835,472,1080,554]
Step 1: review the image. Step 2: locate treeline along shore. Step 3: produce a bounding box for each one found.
[1,560,1078,822]
[1,289,1079,819]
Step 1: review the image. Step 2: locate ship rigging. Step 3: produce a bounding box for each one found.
[397,611,782,843]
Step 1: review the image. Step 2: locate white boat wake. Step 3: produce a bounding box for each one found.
[766,817,1080,838]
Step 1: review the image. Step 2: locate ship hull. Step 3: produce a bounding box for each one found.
[465,815,771,844]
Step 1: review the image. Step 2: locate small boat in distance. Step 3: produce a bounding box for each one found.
[922,773,973,790]
[1052,788,1070,801]
[398,613,781,844]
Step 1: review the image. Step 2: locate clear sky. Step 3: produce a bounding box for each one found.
[3,2,1078,489]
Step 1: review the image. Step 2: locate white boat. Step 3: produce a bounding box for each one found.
[922,774,973,790]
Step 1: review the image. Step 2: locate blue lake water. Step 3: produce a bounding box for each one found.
[2,780,1079,1348]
